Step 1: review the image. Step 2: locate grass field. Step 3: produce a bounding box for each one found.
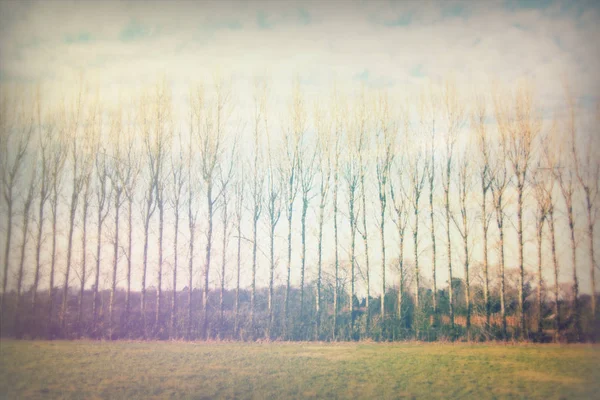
[1,340,599,399]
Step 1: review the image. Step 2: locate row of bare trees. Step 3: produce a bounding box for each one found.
[0,78,598,342]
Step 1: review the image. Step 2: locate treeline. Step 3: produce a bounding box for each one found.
[0,78,598,342]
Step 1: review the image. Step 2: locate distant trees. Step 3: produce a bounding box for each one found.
[0,77,598,343]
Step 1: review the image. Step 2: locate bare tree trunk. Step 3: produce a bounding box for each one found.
[567,201,580,340]
[482,181,490,328]
[251,189,258,333]
[141,212,151,338]
[444,172,454,329]
[156,190,164,336]
[203,184,213,340]
[1,189,13,315]
[125,196,133,335]
[233,180,243,339]
[300,193,308,323]
[536,215,544,334]
[109,188,121,339]
[284,202,293,338]
[77,187,89,336]
[32,163,49,314]
[93,202,104,334]
[360,171,370,331]
[220,189,229,337]
[316,197,325,339]
[187,194,195,340]
[15,173,35,338]
[548,205,560,341]
[587,200,596,318]
[516,182,526,337]
[234,211,241,338]
[61,186,80,336]
[171,197,179,339]
[495,195,507,338]
[333,150,339,340]
[349,185,357,339]
[47,192,58,337]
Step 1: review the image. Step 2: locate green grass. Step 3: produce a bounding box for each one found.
[1,340,598,399]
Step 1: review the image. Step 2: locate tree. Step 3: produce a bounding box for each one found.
[495,82,542,338]
[76,99,97,336]
[31,92,55,314]
[264,88,282,339]
[531,158,551,334]
[313,100,332,339]
[60,84,87,335]
[356,88,371,333]
[92,121,111,335]
[109,107,125,339]
[472,93,493,328]
[1,89,33,315]
[421,89,439,322]
[390,123,409,328]
[298,102,317,330]
[249,81,264,335]
[139,87,159,338]
[375,93,396,330]
[440,80,465,329]
[14,161,37,337]
[344,97,362,339]
[452,154,473,336]
[169,130,185,339]
[331,88,343,340]
[567,86,599,319]
[490,120,510,338]
[282,80,302,338]
[408,142,427,333]
[233,168,245,338]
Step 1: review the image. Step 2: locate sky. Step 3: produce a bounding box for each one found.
[0,0,599,296]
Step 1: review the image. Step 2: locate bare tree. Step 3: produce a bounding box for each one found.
[532,158,551,334]
[217,138,236,338]
[14,162,37,337]
[1,89,33,314]
[344,98,362,339]
[249,81,264,334]
[440,80,464,329]
[408,144,427,330]
[313,100,332,339]
[76,99,97,336]
[495,82,542,337]
[282,80,302,338]
[375,93,396,328]
[421,90,439,321]
[540,140,561,340]
[139,88,159,338]
[472,94,493,328]
[109,107,125,340]
[298,111,317,328]
[92,126,111,335]
[265,91,282,339]
[186,93,201,340]
[233,168,244,338]
[356,89,371,332]
[60,84,87,335]
[332,89,343,340]
[452,154,473,336]
[490,123,510,338]
[31,92,55,312]
[169,130,185,339]
[566,86,599,319]
[390,134,409,327]
[123,110,141,335]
